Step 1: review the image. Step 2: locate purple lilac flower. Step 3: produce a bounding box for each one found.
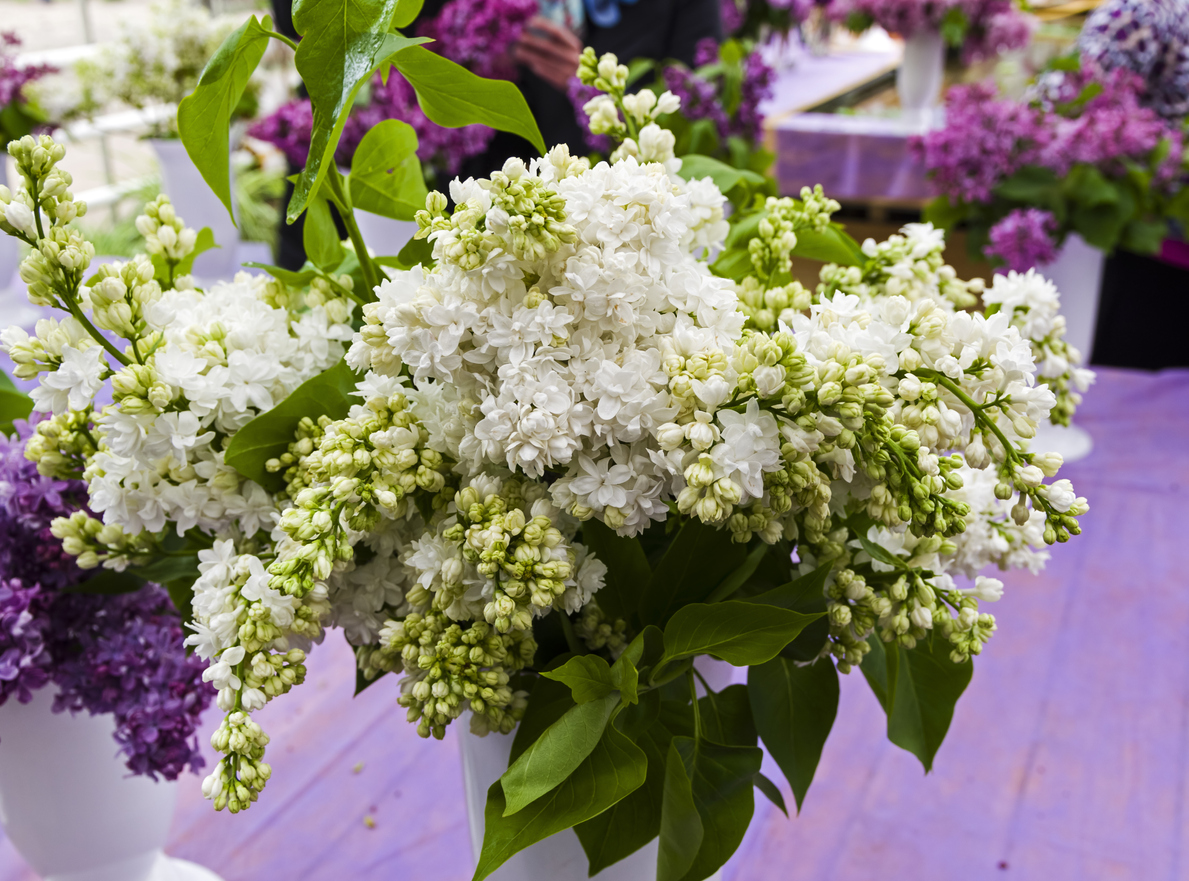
[417,0,537,80]
[0,32,55,112]
[721,0,746,35]
[984,207,1058,270]
[660,40,774,146]
[1078,0,1189,120]
[0,421,212,780]
[246,99,312,168]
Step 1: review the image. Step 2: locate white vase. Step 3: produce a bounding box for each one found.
[352,210,418,259]
[150,139,240,282]
[1032,233,1104,463]
[0,160,20,293]
[897,29,945,129]
[460,663,731,881]
[0,687,223,881]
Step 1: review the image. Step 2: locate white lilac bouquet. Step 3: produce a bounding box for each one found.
[0,1,1090,876]
[74,0,259,137]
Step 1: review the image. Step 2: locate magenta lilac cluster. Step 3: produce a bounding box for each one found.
[0,421,212,781]
[912,68,1184,204]
[827,0,1030,62]
[984,208,1058,270]
[1078,0,1189,120]
[0,32,54,112]
[417,0,537,81]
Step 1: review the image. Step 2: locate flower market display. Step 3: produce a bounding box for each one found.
[913,48,1189,271]
[250,0,536,181]
[0,0,1095,877]
[827,0,1032,63]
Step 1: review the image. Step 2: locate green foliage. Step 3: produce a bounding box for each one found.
[578,519,651,621]
[659,600,822,667]
[860,633,973,771]
[659,740,704,881]
[391,46,545,155]
[541,654,616,704]
[302,194,346,270]
[748,657,838,811]
[178,15,272,221]
[224,359,358,492]
[0,370,33,438]
[638,519,748,626]
[676,154,768,207]
[348,120,428,222]
[474,724,648,880]
[500,693,618,815]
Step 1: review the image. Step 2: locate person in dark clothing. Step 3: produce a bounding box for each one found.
[471,0,723,175]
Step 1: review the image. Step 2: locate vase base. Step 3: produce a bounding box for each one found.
[1031,421,1093,463]
[149,856,227,881]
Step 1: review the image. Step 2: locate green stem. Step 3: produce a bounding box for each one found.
[29,178,46,241]
[325,169,380,301]
[264,29,299,51]
[688,667,702,737]
[62,291,130,366]
[918,370,1020,465]
[559,612,583,656]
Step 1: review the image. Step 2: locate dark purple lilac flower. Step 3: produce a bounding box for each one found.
[0,32,55,112]
[1078,0,1189,120]
[417,0,537,81]
[568,78,615,153]
[0,420,212,780]
[984,207,1058,271]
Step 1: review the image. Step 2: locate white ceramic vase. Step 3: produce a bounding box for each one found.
[897,29,945,129]
[0,161,20,293]
[1030,232,1104,463]
[460,658,733,881]
[150,139,240,282]
[352,210,418,258]
[0,687,223,881]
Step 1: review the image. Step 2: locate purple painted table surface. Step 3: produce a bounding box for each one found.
[0,367,1186,881]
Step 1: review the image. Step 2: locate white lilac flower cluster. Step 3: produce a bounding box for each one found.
[0,136,355,812]
[818,223,1095,427]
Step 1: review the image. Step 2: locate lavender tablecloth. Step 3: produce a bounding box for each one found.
[1,367,1186,880]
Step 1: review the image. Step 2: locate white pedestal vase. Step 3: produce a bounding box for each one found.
[352,211,418,260]
[150,139,240,282]
[0,161,21,293]
[0,687,223,881]
[897,29,945,129]
[461,726,723,881]
[1033,233,1105,463]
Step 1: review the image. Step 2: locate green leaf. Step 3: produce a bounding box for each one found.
[860,634,973,772]
[708,543,767,603]
[658,739,704,881]
[710,246,754,281]
[638,520,747,627]
[579,518,651,621]
[672,735,763,881]
[165,574,197,623]
[348,119,428,222]
[541,654,615,704]
[473,723,647,880]
[697,684,756,748]
[921,195,967,231]
[611,649,640,706]
[177,15,272,221]
[393,45,545,155]
[791,224,866,267]
[303,194,346,270]
[0,371,33,437]
[390,0,424,27]
[224,359,358,492]
[65,568,147,595]
[289,0,430,221]
[509,674,575,764]
[660,600,822,667]
[743,562,831,611]
[175,227,219,277]
[753,773,788,816]
[242,262,319,288]
[395,232,434,268]
[994,165,1062,207]
[748,656,838,812]
[676,154,765,198]
[575,721,667,875]
[500,692,617,816]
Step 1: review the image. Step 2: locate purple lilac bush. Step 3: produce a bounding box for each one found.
[0,421,211,780]
[828,0,1031,63]
[913,66,1187,265]
[984,207,1058,270]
